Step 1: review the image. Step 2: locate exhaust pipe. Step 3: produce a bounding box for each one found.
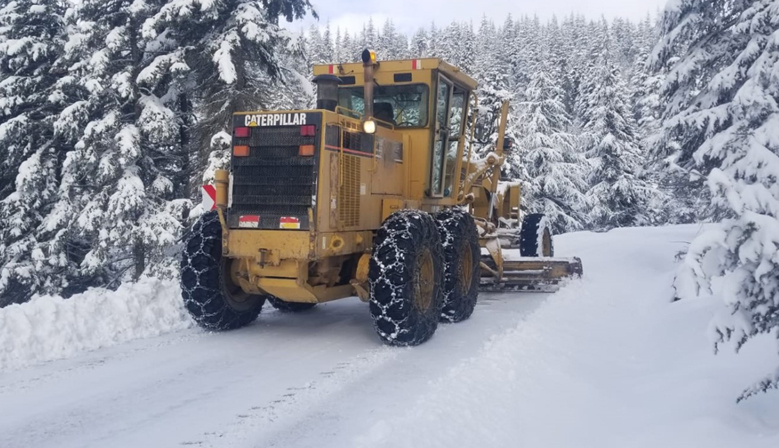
[361,49,377,134]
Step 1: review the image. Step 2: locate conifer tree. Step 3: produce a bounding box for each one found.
[581,43,650,229]
[144,0,313,187]
[664,0,779,400]
[513,62,587,232]
[473,16,512,154]
[411,28,428,57]
[0,0,67,305]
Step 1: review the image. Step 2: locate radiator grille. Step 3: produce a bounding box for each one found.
[326,125,374,155]
[338,155,361,227]
[227,116,319,230]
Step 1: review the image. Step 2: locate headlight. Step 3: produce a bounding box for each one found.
[362,119,376,134]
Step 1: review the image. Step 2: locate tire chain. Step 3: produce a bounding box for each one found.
[435,207,480,323]
[368,210,444,346]
[180,211,260,330]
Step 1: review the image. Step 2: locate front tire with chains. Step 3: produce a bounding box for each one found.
[519,213,554,257]
[369,210,444,346]
[180,211,265,330]
[435,208,480,323]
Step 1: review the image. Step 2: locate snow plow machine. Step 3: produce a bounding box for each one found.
[180,50,582,346]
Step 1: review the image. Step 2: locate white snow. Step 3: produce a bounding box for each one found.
[0,277,193,371]
[213,35,238,84]
[356,225,779,448]
[0,225,777,448]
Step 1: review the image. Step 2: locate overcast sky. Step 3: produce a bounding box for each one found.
[288,0,669,35]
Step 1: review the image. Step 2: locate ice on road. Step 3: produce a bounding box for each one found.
[1,225,777,448]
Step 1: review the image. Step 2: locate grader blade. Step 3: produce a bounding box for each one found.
[478,230,583,292]
[480,256,584,292]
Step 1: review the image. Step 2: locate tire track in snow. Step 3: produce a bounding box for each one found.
[195,347,400,448]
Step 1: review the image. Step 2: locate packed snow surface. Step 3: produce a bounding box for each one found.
[0,225,777,448]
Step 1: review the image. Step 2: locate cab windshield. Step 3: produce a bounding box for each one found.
[337,84,429,127]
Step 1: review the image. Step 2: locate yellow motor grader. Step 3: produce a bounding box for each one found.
[180,50,582,346]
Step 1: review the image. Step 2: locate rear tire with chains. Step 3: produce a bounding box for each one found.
[267,296,317,312]
[180,211,265,330]
[434,208,480,323]
[369,210,444,346]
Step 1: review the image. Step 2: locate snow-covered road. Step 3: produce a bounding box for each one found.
[0,286,546,448]
[1,225,778,448]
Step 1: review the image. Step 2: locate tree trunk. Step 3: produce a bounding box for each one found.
[133,242,145,281]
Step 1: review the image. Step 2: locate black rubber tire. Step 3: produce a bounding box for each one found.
[369,210,444,346]
[434,208,480,323]
[519,213,554,257]
[180,211,265,330]
[267,296,317,312]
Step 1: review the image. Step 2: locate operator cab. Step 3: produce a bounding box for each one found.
[337,84,430,128]
[312,55,477,199]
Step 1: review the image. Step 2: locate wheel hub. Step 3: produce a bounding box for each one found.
[222,259,255,311]
[542,230,552,257]
[459,242,474,293]
[413,248,435,312]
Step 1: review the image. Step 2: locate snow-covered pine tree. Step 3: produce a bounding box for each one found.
[378,20,400,60]
[438,22,461,66]
[0,0,67,305]
[512,61,587,233]
[361,18,377,50]
[628,24,671,225]
[321,21,333,63]
[473,16,512,156]
[333,27,342,62]
[512,15,542,104]
[410,28,428,57]
[611,17,638,74]
[143,0,313,187]
[346,29,364,61]
[33,0,193,296]
[581,35,651,230]
[306,25,325,66]
[428,22,441,57]
[499,16,518,91]
[307,22,333,66]
[341,31,355,62]
[459,22,476,75]
[559,14,591,117]
[630,16,665,153]
[392,27,409,60]
[0,0,64,199]
[662,0,779,400]
[574,18,609,130]
[556,15,581,118]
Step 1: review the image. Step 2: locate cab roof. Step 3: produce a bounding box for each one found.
[312,58,478,91]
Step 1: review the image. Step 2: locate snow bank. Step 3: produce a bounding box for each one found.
[0,278,193,371]
[355,225,779,448]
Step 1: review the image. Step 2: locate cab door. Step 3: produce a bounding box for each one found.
[430,75,469,198]
[429,75,453,197]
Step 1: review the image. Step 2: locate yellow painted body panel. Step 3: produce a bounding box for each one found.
[217,57,579,303]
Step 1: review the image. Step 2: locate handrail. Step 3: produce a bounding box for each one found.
[339,126,345,188]
[373,117,395,130]
[335,106,362,120]
[459,92,479,204]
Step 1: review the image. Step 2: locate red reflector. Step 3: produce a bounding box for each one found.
[280,217,301,229]
[328,65,334,74]
[234,127,250,138]
[238,215,260,228]
[300,125,316,136]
